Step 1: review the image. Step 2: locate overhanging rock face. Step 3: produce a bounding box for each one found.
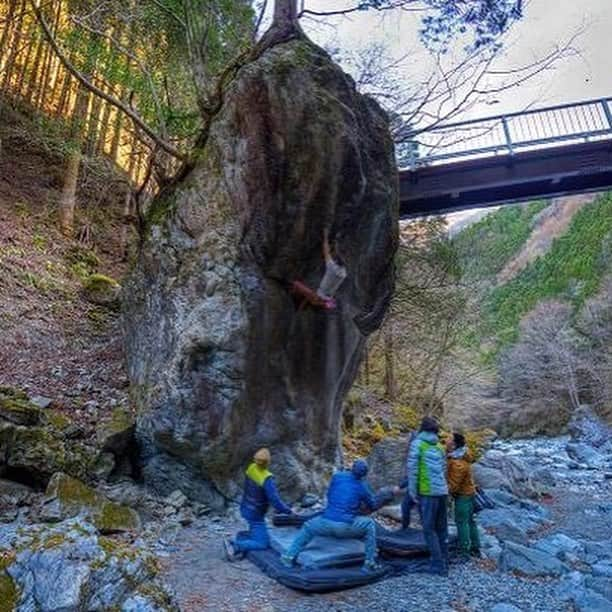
[123,37,399,506]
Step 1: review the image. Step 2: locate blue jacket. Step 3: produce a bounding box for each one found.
[322,471,389,524]
[408,431,449,499]
[240,462,292,522]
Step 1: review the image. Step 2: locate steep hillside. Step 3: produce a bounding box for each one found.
[448,193,612,434]
[453,200,548,280]
[486,193,612,348]
[498,194,593,283]
[0,97,129,418]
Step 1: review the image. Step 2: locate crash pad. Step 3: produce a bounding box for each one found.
[247,547,390,592]
[247,548,432,593]
[269,526,365,569]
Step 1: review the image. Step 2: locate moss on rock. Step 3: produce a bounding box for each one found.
[0,387,41,426]
[95,501,141,534]
[8,425,93,484]
[47,472,98,508]
[82,274,121,308]
[0,573,18,612]
[96,407,135,454]
[45,473,141,534]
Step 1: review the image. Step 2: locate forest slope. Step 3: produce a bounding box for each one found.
[0,97,129,420]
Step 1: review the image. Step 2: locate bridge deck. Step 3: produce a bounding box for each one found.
[398,97,612,218]
[399,138,612,218]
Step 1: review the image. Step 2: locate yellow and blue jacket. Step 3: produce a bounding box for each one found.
[240,462,291,522]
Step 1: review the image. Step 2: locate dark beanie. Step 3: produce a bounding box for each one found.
[420,416,439,433]
[351,459,369,479]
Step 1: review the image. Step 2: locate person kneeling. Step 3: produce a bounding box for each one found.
[224,448,293,561]
[280,460,396,572]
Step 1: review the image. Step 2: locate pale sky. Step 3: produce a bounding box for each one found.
[297,0,612,122]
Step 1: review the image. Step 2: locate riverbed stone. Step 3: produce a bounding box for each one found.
[574,588,612,612]
[568,406,612,451]
[500,541,567,576]
[535,533,584,559]
[566,442,605,468]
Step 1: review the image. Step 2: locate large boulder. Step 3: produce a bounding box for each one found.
[475,450,539,497]
[123,35,398,502]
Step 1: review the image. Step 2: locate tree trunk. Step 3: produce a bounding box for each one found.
[96,99,112,156]
[259,0,302,48]
[0,0,18,67]
[15,20,37,95]
[35,0,62,110]
[58,79,90,235]
[119,187,133,260]
[383,329,397,400]
[1,0,25,92]
[274,0,298,23]
[24,29,44,103]
[59,147,80,236]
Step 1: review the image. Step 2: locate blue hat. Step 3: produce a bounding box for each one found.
[351,459,368,479]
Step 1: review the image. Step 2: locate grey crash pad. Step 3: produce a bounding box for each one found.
[269,527,365,569]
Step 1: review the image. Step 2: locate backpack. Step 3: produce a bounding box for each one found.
[473,487,495,513]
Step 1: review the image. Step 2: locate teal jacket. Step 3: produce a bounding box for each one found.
[408,431,449,499]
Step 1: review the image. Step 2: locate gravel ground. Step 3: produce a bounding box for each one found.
[159,436,611,612]
[160,518,571,612]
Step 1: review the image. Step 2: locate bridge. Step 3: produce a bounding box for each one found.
[399,97,612,218]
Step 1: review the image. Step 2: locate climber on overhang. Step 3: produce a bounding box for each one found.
[288,228,348,311]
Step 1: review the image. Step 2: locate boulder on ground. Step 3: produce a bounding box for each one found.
[573,588,612,612]
[566,442,605,469]
[500,541,567,576]
[0,387,41,425]
[82,273,121,307]
[476,450,539,497]
[586,575,612,601]
[42,473,140,534]
[534,533,584,560]
[96,407,136,456]
[568,406,612,451]
[123,32,398,503]
[367,436,410,491]
[2,518,176,611]
[473,465,512,491]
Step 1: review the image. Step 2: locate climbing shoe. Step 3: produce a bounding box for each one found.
[361,561,384,573]
[280,555,295,568]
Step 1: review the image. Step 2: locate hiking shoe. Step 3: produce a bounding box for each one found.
[280,555,294,568]
[361,561,384,573]
[470,549,483,559]
[423,563,448,576]
[222,537,238,562]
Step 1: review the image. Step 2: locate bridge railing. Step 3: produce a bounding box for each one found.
[403,97,612,170]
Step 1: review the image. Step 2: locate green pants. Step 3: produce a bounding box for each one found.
[454,495,480,555]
